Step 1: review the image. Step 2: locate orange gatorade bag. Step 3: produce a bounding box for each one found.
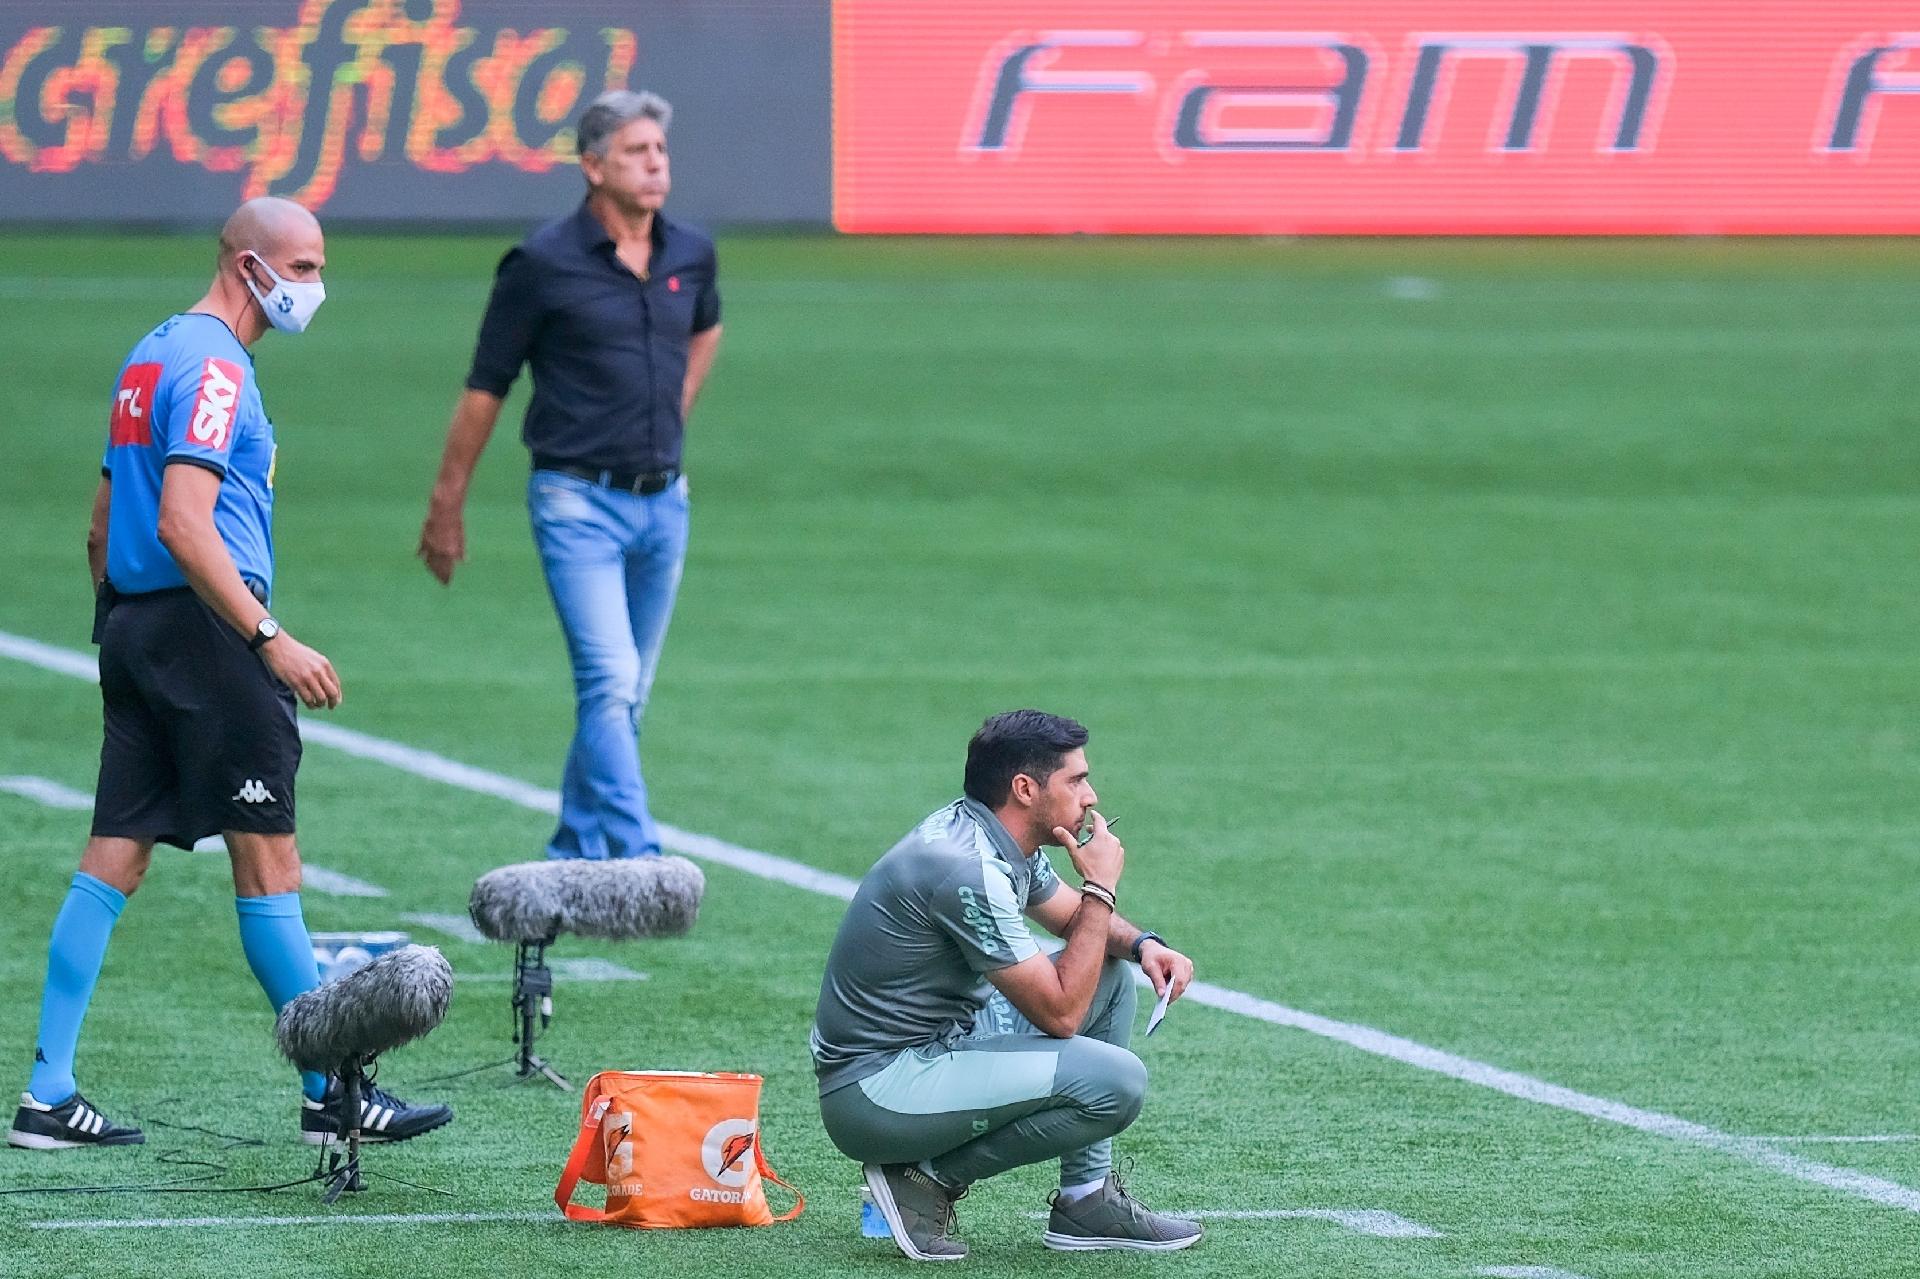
[555,1070,804,1228]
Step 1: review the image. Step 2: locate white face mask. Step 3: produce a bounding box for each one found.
[243,252,326,334]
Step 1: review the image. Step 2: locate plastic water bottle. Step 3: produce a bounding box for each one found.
[310,932,408,983]
[859,1186,892,1238]
[327,945,373,982]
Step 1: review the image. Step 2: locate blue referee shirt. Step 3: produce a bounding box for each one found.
[464,203,721,474]
[101,313,277,600]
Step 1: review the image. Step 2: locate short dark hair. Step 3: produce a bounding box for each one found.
[963,710,1089,807]
[576,89,672,160]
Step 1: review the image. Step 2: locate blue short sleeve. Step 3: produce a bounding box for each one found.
[160,352,251,476]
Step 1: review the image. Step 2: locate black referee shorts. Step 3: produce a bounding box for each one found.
[91,588,300,850]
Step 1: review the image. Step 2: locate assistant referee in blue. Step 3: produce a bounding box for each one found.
[9,198,450,1151]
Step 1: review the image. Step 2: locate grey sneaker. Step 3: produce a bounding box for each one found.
[863,1163,968,1262]
[1044,1170,1203,1252]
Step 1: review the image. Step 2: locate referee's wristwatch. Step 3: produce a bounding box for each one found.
[1130,931,1166,964]
[248,617,281,652]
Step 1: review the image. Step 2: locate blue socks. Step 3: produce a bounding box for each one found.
[27,873,126,1106]
[235,892,326,1102]
[28,880,328,1105]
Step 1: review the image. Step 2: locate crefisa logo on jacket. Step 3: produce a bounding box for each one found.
[692,1118,756,1203]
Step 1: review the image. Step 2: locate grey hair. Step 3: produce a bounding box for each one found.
[576,89,672,159]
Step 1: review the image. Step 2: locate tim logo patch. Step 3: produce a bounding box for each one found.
[110,362,161,446]
[188,357,245,451]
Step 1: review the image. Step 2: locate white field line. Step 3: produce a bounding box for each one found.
[5,629,1919,1216]
[0,632,96,680]
[1477,1268,1591,1279]
[550,957,645,982]
[455,958,647,983]
[401,911,485,943]
[50,1204,1435,1236]
[402,914,647,981]
[1,771,384,899]
[0,775,93,809]
[256,709,857,899]
[1022,1207,1441,1237]
[1385,275,1441,301]
[299,865,389,898]
[1179,1001,1920,1215]
[659,820,861,901]
[1197,1209,1440,1237]
[1758,1129,1920,1136]
[27,1210,560,1231]
[0,762,615,973]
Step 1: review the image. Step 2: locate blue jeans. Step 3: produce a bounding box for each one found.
[527,469,689,860]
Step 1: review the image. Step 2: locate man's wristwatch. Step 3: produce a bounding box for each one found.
[1130,931,1166,964]
[248,617,281,652]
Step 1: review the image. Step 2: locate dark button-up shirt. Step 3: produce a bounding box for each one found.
[466,202,721,473]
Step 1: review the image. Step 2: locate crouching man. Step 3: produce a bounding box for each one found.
[811,710,1200,1261]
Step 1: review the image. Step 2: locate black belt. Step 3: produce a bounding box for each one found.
[92,579,269,643]
[107,579,268,605]
[534,459,680,496]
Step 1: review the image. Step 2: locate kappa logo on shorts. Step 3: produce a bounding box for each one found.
[232,779,276,804]
[189,356,245,451]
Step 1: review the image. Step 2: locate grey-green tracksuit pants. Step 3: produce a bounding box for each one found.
[819,955,1142,1188]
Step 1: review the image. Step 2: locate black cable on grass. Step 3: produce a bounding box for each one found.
[143,1114,268,1149]
[413,1054,520,1086]
[360,1168,454,1197]
[0,1169,328,1197]
[3,1084,452,1201]
[0,1172,222,1197]
[0,1102,321,1198]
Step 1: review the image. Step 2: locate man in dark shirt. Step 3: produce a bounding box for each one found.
[419,90,722,860]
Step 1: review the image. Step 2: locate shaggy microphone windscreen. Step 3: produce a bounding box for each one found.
[468,855,705,943]
[466,860,567,944]
[556,855,705,940]
[275,944,453,1071]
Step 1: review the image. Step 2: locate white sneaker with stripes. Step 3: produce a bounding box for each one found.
[7,1090,145,1149]
[300,1077,452,1145]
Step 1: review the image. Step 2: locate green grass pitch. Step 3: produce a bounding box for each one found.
[0,231,1917,1278]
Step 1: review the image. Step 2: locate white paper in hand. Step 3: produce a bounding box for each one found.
[1145,984,1173,1036]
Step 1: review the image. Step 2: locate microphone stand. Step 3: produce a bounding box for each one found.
[512,937,571,1091]
[314,1052,453,1203]
[412,935,574,1092]
[321,1053,368,1202]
